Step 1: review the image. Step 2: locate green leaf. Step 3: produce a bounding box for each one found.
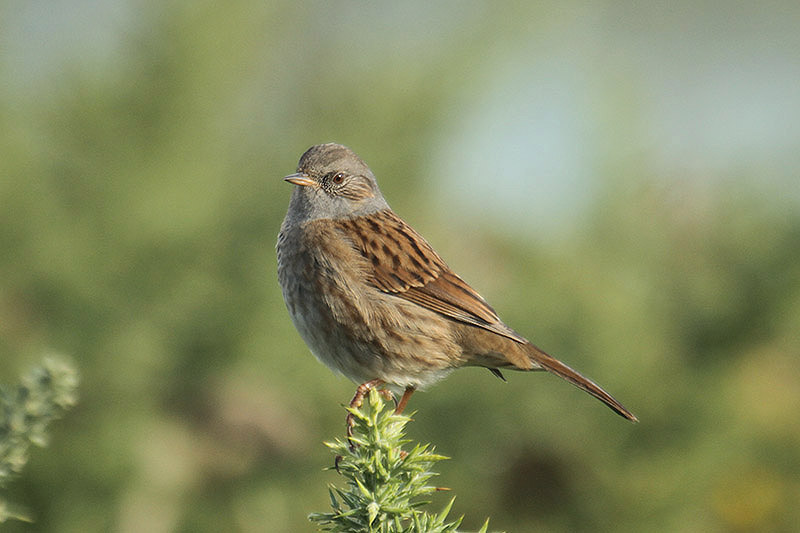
[0,498,33,523]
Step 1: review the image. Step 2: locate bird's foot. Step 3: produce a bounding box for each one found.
[345,379,386,450]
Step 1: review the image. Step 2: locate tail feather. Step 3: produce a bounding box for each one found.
[526,343,638,422]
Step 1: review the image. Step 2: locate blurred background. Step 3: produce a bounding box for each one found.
[2,1,799,531]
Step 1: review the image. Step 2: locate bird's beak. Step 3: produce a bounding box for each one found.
[284,173,317,187]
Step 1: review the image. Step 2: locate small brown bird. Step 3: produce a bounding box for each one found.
[277,143,636,423]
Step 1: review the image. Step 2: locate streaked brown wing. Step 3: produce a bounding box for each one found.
[335,210,526,343]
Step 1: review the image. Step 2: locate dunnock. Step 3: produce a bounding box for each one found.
[277,143,636,423]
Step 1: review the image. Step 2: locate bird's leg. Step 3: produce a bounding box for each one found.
[391,386,416,462]
[394,386,416,414]
[335,379,389,470]
[348,378,387,409]
[346,379,385,448]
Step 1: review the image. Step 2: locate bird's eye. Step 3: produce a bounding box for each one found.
[332,172,345,184]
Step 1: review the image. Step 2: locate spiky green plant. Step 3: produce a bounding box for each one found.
[0,356,79,523]
[309,389,494,533]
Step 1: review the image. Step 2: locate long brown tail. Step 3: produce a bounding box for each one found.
[526,343,638,422]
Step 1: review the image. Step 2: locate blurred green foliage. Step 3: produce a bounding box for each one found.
[1,2,799,532]
[1,356,78,523]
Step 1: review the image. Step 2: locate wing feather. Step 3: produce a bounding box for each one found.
[335,210,526,343]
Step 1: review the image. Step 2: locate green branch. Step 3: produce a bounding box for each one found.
[310,389,496,533]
